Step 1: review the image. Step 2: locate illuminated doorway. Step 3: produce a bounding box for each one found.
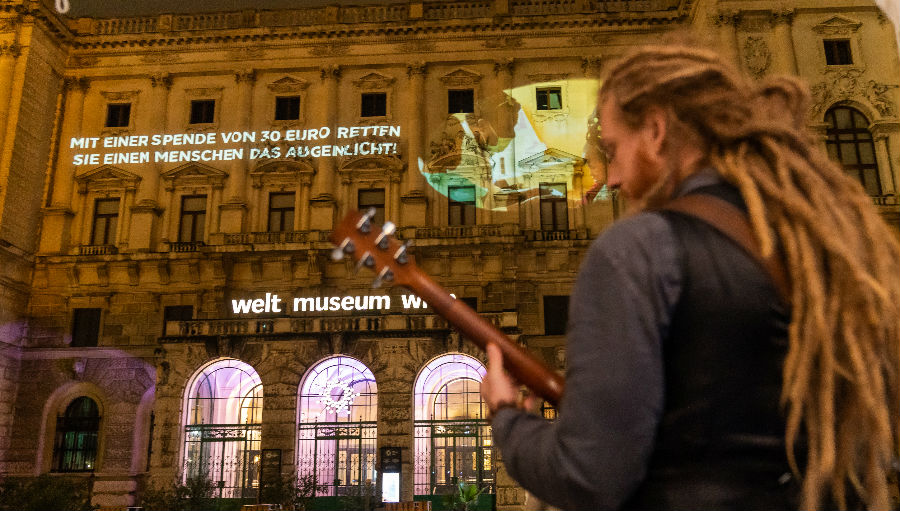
[182,358,262,499]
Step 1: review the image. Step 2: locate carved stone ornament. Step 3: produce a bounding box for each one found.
[150,73,172,89]
[406,62,427,77]
[310,42,350,57]
[810,68,898,118]
[185,87,223,98]
[353,72,395,90]
[494,58,515,76]
[161,162,228,191]
[569,33,610,47]
[0,41,21,57]
[483,36,523,49]
[74,165,142,194]
[813,15,862,36]
[101,90,139,101]
[398,40,436,53]
[140,52,180,65]
[320,64,342,81]
[234,69,256,84]
[710,9,742,27]
[267,76,309,93]
[439,68,482,87]
[581,56,602,76]
[69,55,99,67]
[227,47,265,60]
[743,36,771,78]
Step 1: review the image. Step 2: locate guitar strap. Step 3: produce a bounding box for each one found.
[660,194,792,305]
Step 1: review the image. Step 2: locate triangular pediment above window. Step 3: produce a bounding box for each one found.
[353,72,395,90]
[250,159,315,187]
[74,165,141,193]
[267,76,309,93]
[518,148,583,169]
[161,162,228,189]
[339,154,403,173]
[439,68,483,87]
[813,16,862,35]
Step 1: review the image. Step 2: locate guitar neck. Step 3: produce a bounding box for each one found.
[406,269,565,406]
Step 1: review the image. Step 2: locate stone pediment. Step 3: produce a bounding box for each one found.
[813,16,862,35]
[339,154,403,173]
[353,72,395,90]
[75,165,141,193]
[161,162,227,189]
[439,68,482,87]
[518,148,583,169]
[250,159,315,187]
[427,151,490,173]
[267,76,309,93]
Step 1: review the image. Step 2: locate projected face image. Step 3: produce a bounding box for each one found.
[418,78,608,214]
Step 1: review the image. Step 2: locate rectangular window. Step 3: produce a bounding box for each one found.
[358,188,385,225]
[824,39,853,65]
[539,183,569,231]
[163,305,193,335]
[361,93,387,117]
[543,296,569,335]
[275,96,300,121]
[460,296,478,311]
[536,87,563,110]
[448,89,474,114]
[179,195,207,242]
[91,198,120,246]
[448,185,476,226]
[71,308,101,347]
[268,192,295,232]
[105,103,131,128]
[189,99,216,124]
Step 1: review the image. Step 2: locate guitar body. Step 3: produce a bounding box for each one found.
[330,209,566,406]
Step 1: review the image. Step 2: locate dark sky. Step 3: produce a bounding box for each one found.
[67,0,387,17]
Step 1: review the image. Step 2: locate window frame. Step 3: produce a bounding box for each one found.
[189,99,216,125]
[358,188,386,226]
[274,95,301,121]
[267,191,296,232]
[90,197,121,246]
[448,185,477,226]
[823,39,853,66]
[535,87,563,111]
[52,397,101,473]
[539,183,569,231]
[448,89,475,114]
[104,103,132,128]
[824,105,882,196]
[360,92,388,118]
[178,194,208,243]
[71,308,102,348]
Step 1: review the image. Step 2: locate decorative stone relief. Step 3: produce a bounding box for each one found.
[398,40,436,53]
[527,73,568,83]
[743,36,771,78]
[69,55,99,67]
[810,68,898,118]
[100,90,139,102]
[353,72,395,90]
[310,42,350,57]
[227,47,265,60]
[483,36,522,49]
[438,68,482,87]
[812,15,862,36]
[140,52,180,64]
[267,76,309,94]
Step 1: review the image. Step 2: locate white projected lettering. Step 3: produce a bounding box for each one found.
[69,125,401,166]
[229,293,455,315]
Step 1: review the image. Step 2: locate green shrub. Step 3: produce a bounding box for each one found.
[0,474,96,511]
[139,476,215,511]
[259,473,323,511]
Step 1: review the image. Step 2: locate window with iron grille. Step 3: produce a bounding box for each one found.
[105,103,131,128]
[358,188,385,225]
[71,308,101,348]
[539,183,568,231]
[543,295,569,335]
[825,106,882,195]
[91,198,120,246]
[448,186,476,226]
[268,192,295,232]
[448,89,474,114]
[53,397,100,472]
[536,87,563,110]
[361,93,387,117]
[189,99,215,124]
[275,96,300,121]
[179,195,207,242]
[824,40,853,65]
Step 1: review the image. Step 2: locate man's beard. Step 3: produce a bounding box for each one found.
[625,147,677,213]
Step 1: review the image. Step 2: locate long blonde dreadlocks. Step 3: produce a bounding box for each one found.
[599,44,900,510]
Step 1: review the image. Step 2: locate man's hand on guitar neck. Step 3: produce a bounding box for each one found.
[482,343,538,418]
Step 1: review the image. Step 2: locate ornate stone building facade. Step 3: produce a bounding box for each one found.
[0,0,896,508]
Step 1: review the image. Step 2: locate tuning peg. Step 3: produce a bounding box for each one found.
[357,208,377,234]
[382,221,396,236]
[355,251,375,273]
[372,267,395,289]
[338,238,355,254]
[394,241,411,265]
[331,247,344,261]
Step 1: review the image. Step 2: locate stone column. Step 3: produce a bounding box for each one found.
[40,77,88,254]
[402,63,429,226]
[389,171,401,221]
[130,73,171,251]
[871,124,898,196]
[0,42,21,159]
[309,66,340,230]
[220,69,255,233]
[770,9,798,74]
[712,10,742,68]
[298,174,312,230]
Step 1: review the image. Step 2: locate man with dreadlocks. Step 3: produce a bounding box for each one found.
[481,43,900,511]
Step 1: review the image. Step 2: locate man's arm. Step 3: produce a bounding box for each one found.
[489,213,681,510]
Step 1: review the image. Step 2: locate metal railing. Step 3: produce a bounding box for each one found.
[168,241,205,253]
[79,245,118,255]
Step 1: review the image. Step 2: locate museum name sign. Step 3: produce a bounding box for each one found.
[231,293,454,315]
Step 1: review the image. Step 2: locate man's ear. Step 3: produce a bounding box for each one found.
[642,105,668,158]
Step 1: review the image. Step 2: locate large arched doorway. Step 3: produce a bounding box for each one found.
[824,105,883,196]
[182,358,263,499]
[414,353,493,499]
[297,355,378,497]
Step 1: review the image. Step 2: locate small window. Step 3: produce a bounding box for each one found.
[543,296,569,335]
[268,192,295,232]
[53,397,100,472]
[179,195,207,242]
[91,198,120,246]
[275,96,300,121]
[361,93,387,117]
[105,103,131,128]
[539,183,568,231]
[459,296,478,311]
[824,40,853,65]
[72,308,101,347]
[358,188,385,225]
[536,88,563,110]
[189,100,215,124]
[448,185,476,226]
[448,89,474,114]
[163,305,193,335]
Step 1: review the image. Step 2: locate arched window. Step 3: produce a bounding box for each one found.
[182,359,262,499]
[53,397,100,472]
[414,354,493,499]
[297,356,378,497]
[825,106,882,196]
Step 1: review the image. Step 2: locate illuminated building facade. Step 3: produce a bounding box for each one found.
[0,0,897,508]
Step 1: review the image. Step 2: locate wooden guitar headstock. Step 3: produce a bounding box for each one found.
[329,208,416,289]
